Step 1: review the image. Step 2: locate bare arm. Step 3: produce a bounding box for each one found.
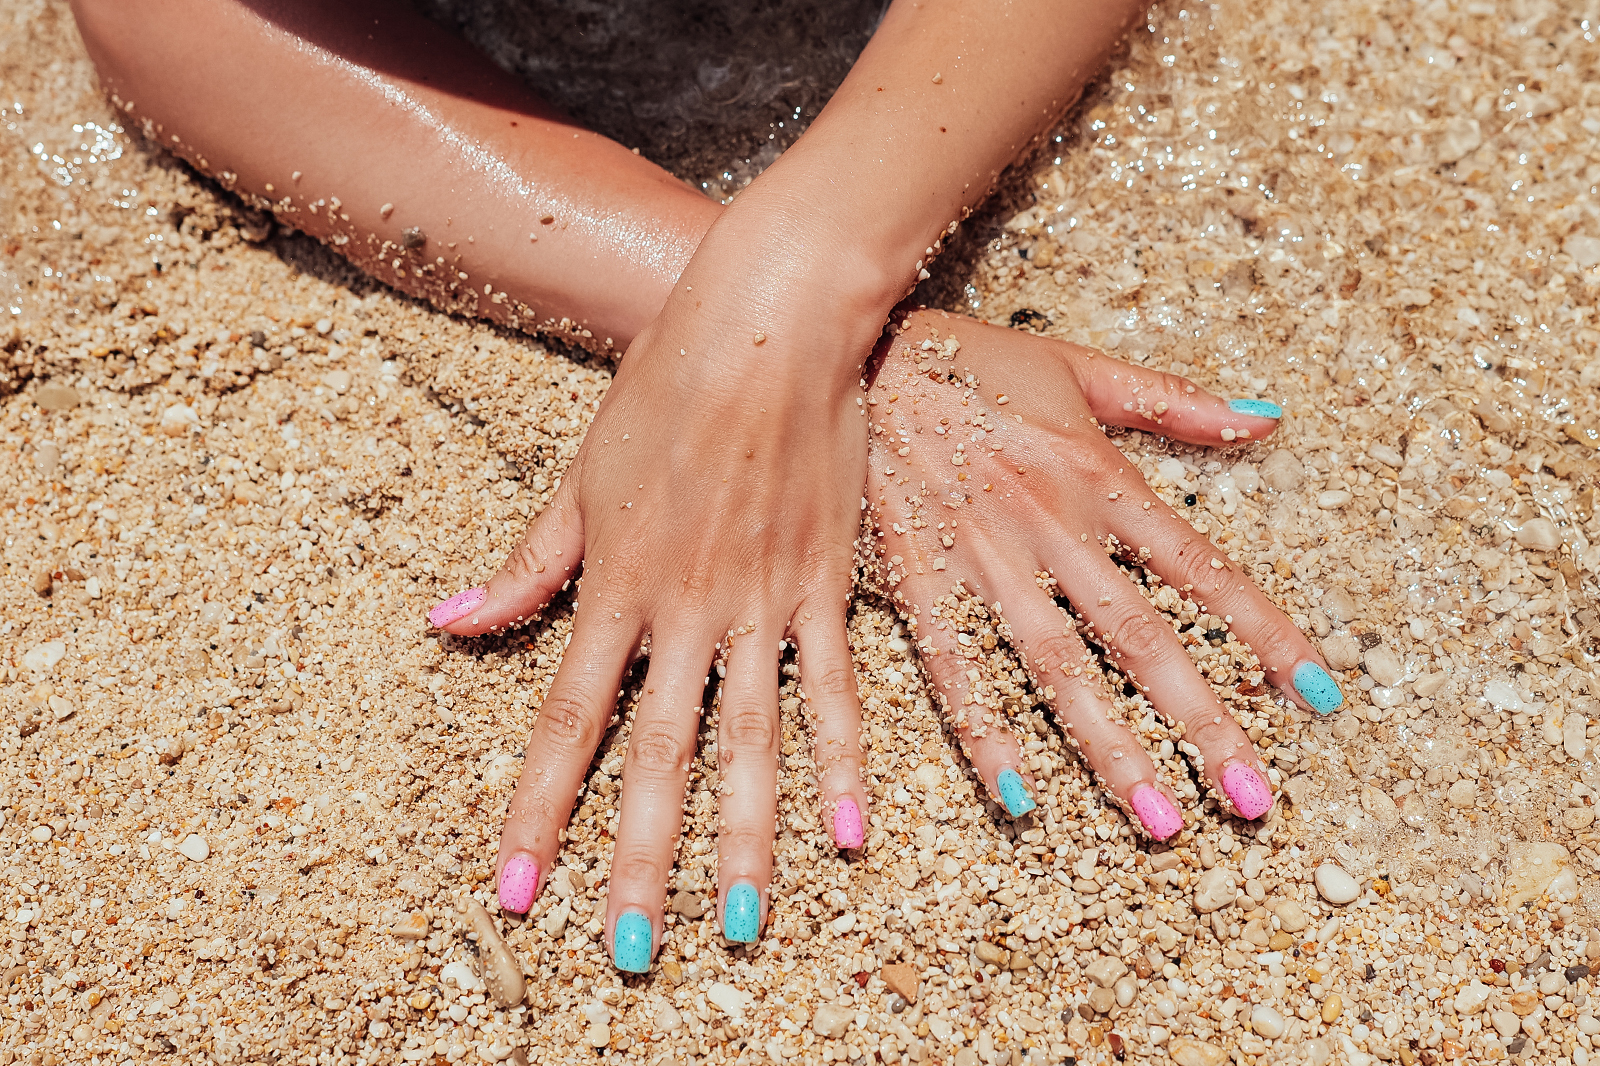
[68,0,716,348]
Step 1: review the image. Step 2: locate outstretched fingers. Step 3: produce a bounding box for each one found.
[494,607,636,915]
[791,610,869,849]
[1049,545,1274,822]
[429,481,585,635]
[1061,344,1284,447]
[994,576,1186,840]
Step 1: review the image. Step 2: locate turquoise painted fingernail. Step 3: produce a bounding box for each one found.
[1294,661,1345,715]
[722,882,760,944]
[1228,399,1283,419]
[613,911,652,973]
[997,769,1036,816]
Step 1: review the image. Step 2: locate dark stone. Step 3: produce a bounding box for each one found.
[401,226,426,250]
[1566,963,1590,983]
[1008,308,1050,331]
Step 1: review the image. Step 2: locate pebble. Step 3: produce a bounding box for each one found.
[1192,868,1237,913]
[1271,900,1308,933]
[34,383,81,411]
[656,1004,683,1033]
[707,982,754,1019]
[1506,842,1569,907]
[585,1022,610,1048]
[1317,490,1352,509]
[975,942,1009,967]
[160,402,199,436]
[30,825,52,843]
[811,1003,854,1039]
[1492,1010,1522,1038]
[389,912,429,939]
[1445,780,1477,808]
[1321,994,1342,1023]
[1321,587,1359,623]
[1087,986,1116,1013]
[1169,1037,1228,1066]
[1085,955,1127,988]
[1453,981,1490,1015]
[1113,974,1138,1008]
[322,369,352,394]
[440,960,483,993]
[464,899,525,1009]
[1259,450,1304,491]
[178,834,210,861]
[1314,863,1360,905]
[1515,518,1562,552]
[1363,645,1404,687]
[482,753,520,788]
[22,641,66,675]
[880,962,918,1003]
[669,891,705,919]
[540,901,571,938]
[1250,1005,1286,1039]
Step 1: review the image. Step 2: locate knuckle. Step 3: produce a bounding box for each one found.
[612,848,672,895]
[1168,536,1225,591]
[1031,633,1086,677]
[715,824,774,860]
[534,695,604,753]
[1103,605,1173,663]
[502,539,549,584]
[1186,713,1241,757]
[628,724,693,779]
[806,660,861,705]
[722,703,778,752]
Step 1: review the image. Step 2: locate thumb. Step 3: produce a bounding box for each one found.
[426,480,584,635]
[1065,345,1284,445]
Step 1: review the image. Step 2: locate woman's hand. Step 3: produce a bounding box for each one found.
[864,309,1343,838]
[427,214,886,972]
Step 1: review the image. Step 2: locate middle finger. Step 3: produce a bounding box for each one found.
[713,620,783,944]
[607,628,717,972]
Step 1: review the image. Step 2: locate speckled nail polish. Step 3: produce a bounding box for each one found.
[613,911,652,973]
[1222,764,1273,820]
[1130,787,1184,841]
[997,769,1036,817]
[497,855,538,914]
[722,883,759,944]
[833,798,864,849]
[1293,661,1345,715]
[427,586,485,628]
[1228,398,1283,419]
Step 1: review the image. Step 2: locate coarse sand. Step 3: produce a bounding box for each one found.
[3,1,1600,1064]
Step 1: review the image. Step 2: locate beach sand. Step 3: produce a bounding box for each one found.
[3,1,1599,1064]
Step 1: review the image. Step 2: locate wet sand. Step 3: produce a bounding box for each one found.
[2,1,1599,1065]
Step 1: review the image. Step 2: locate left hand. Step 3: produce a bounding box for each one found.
[863,309,1343,837]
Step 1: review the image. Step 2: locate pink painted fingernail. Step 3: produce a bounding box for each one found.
[498,855,538,913]
[1222,764,1273,820]
[833,798,864,849]
[428,586,485,628]
[1130,786,1184,841]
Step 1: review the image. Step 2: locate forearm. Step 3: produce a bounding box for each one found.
[69,0,717,349]
[742,0,1143,307]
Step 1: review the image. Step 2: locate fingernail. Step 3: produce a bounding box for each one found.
[427,586,485,628]
[613,910,652,973]
[1293,661,1345,715]
[996,769,1036,817]
[1130,786,1184,841]
[497,855,538,914]
[1228,399,1283,419]
[1222,764,1273,821]
[833,798,864,849]
[722,882,760,944]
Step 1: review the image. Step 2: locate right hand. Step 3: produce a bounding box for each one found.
[864,309,1344,839]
